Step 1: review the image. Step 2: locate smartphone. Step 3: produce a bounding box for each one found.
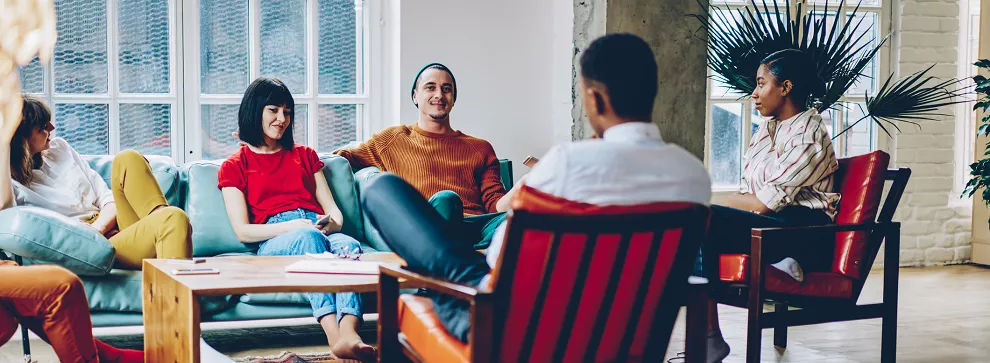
[167,258,206,265]
[316,215,332,227]
[171,268,220,275]
[523,156,539,168]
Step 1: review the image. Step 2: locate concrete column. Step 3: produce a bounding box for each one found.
[604,0,710,159]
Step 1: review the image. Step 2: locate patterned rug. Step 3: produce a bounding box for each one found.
[233,351,341,363]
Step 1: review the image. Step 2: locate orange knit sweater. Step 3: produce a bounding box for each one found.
[335,124,506,215]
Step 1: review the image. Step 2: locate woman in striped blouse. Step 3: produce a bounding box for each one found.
[698,49,841,363]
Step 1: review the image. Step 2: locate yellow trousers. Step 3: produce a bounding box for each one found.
[104,150,192,269]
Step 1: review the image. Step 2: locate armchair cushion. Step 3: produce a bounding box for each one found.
[397,294,470,363]
[832,151,890,279]
[718,254,854,298]
[0,206,115,276]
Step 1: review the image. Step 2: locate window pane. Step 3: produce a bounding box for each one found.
[118,0,170,94]
[819,107,838,140]
[293,105,308,145]
[54,0,108,94]
[750,106,762,137]
[120,104,171,156]
[809,0,881,7]
[54,104,109,155]
[200,0,249,94]
[318,0,359,94]
[317,104,358,152]
[847,12,878,95]
[711,103,743,187]
[842,102,873,157]
[201,104,240,159]
[261,0,307,94]
[19,57,44,93]
[709,9,747,98]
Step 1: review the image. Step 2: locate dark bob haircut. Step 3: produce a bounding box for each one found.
[238,77,295,148]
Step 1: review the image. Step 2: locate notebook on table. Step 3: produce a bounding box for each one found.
[284,260,381,275]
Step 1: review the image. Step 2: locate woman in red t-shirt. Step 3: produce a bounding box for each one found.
[218,78,374,361]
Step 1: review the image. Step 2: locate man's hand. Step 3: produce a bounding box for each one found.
[316,215,342,235]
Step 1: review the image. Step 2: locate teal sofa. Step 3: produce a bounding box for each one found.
[0,154,512,327]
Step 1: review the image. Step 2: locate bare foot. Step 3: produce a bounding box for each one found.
[331,339,377,361]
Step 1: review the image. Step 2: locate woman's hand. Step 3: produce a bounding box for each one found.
[284,219,316,232]
[316,215,342,235]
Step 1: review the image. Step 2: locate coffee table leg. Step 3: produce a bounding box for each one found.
[144,264,201,363]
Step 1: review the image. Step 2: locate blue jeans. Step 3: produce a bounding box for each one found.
[259,208,363,324]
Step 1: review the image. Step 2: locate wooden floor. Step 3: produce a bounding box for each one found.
[664,264,990,362]
[2,265,989,362]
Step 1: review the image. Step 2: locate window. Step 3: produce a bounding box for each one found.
[706,0,889,190]
[18,0,377,163]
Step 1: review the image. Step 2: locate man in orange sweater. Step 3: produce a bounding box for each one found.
[335,63,507,249]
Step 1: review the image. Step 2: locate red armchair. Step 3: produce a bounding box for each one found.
[378,196,711,363]
[712,150,910,363]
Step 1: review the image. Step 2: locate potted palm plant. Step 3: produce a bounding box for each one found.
[962,60,990,205]
[700,0,969,137]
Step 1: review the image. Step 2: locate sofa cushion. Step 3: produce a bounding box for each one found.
[182,155,367,257]
[0,206,115,276]
[82,269,144,312]
[319,155,365,241]
[182,160,255,257]
[81,269,240,314]
[397,294,470,363]
[85,155,182,207]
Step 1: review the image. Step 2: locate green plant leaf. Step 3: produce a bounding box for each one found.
[976,75,988,84]
[976,101,989,112]
[976,59,990,68]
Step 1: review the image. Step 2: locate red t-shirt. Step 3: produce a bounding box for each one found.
[218,145,326,224]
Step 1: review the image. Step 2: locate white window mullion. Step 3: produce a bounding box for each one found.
[181,0,203,161]
[106,0,120,155]
[169,0,184,162]
[308,0,320,147]
[249,0,261,80]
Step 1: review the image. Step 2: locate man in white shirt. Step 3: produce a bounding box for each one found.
[362,33,711,345]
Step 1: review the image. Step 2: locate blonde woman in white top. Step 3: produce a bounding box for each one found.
[0,96,192,269]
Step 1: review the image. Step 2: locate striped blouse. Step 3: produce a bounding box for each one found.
[740,108,841,219]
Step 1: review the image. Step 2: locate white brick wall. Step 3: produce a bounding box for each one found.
[890,0,972,267]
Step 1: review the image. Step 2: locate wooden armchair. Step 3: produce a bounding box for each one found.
[711,150,910,363]
[379,202,711,363]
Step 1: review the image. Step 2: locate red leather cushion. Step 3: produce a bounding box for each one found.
[717,254,853,298]
[397,295,470,363]
[832,151,890,279]
[764,268,854,299]
[719,254,749,283]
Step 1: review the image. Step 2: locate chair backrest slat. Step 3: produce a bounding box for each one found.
[490,206,708,363]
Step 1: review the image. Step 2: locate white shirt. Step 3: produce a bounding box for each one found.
[741,108,840,219]
[11,137,114,221]
[485,122,712,269]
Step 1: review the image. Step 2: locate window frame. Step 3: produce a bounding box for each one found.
[705,0,893,194]
[23,0,386,163]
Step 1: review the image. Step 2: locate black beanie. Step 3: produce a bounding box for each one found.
[411,63,456,108]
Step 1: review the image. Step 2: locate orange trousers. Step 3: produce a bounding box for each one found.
[0,264,100,363]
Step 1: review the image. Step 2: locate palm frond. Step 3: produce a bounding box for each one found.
[703,0,884,111]
[855,65,972,137]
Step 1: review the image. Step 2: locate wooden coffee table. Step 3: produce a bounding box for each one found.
[142,253,404,363]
